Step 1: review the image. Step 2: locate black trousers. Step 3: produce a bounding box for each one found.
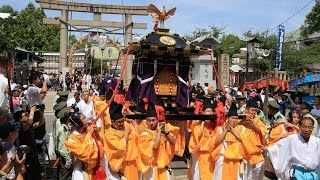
[24,156,42,180]
[57,157,72,180]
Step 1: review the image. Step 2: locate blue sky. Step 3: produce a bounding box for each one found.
[1,0,315,39]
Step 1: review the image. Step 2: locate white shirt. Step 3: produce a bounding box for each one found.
[268,133,320,179]
[43,74,50,84]
[0,74,8,109]
[10,82,16,91]
[77,100,95,122]
[311,107,320,118]
[5,144,16,179]
[27,84,43,106]
[67,97,81,107]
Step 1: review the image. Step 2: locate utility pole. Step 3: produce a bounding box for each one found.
[263,50,275,117]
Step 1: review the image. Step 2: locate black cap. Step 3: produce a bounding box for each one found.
[235,95,246,100]
[227,102,238,117]
[195,90,205,100]
[301,101,313,110]
[146,101,157,118]
[246,97,258,108]
[0,120,21,139]
[99,89,106,96]
[135,99,146,114]
[203,98,217,111]
[109,101,123,121]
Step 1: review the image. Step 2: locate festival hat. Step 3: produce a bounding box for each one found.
[227,102,238,117]
[203,97,217,111]
[109,101,123,121]
[135,99,147,114]
[99,89,106,96]
[246,97,258,108]
[146,101,157,118]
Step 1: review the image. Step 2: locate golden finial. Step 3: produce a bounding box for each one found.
[147,4,176,30]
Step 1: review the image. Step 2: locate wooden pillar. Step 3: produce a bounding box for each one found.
[124,14,133,87]
[94,13,101,21]
[59,9,68,71]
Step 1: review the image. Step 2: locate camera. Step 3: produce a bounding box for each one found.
[17,147,30,160]
[71,103,79,113]
[36,104,45,110]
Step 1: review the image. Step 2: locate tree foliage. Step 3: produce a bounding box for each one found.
[249,58,269,72]
[282,43,320,73]
[184,25,227,41]
[301,1,320,37]
[0,3,60,56]
[242,30,278,50]
[216,34,245,57]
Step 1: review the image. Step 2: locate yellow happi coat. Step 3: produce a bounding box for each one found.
[137,123,179,180]
[188,122,218,180]
[65,131,104,180]
[211,126,246,180]
[267,122,299,147]
[104,123,140,180]
[241,116,267,165]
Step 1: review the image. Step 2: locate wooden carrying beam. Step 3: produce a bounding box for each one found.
[125,114,217,121]
[43,18,148,29]
[36,0,149,15]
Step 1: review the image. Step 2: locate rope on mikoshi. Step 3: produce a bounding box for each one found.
[91,46,131,124]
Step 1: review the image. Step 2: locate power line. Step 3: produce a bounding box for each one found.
[269,0,314,32]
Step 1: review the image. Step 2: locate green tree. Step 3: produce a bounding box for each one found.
[301,1,320,36]
[249,58,269,72]
[0,4,60,55]
[0,5,18,15]
[243,30,277,50]
[216,34,245,57]
[282,43,320,73]
[0,13,22,63]
[91,58,109,74]
[15,3,60,52]
[184,25,226,41]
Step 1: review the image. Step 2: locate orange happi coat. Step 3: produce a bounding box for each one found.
[188,122,218,180]
[240,116,267,165]
[94,100,111,138]
[137,123,179,180]
[267,122,299,147]
[104,123,140,180]
[65,131,103,180]
[211,126,246,180]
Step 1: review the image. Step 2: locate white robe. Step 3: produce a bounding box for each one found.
[268,133,320,179]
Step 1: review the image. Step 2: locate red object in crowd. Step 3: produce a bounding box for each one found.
[155,105,166,122]
[241,77,288,92]
[215,100,226,126]
[114,94,125,104]
[93,166,107,180]
[194,100,203,115]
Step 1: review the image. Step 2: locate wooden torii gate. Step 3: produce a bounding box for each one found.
[36,0,149,86]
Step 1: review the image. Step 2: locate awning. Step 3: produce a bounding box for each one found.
[288,74,320,89]
[241,77,288,92]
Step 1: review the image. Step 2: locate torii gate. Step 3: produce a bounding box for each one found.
[36,0,149,86]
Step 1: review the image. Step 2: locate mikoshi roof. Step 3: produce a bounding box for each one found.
[125,28,212,58]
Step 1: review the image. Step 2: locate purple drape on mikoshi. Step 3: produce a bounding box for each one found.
[138,73,156,104]
[125,76,140,102]
[176,65,189,107]
[126,64,156,104]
